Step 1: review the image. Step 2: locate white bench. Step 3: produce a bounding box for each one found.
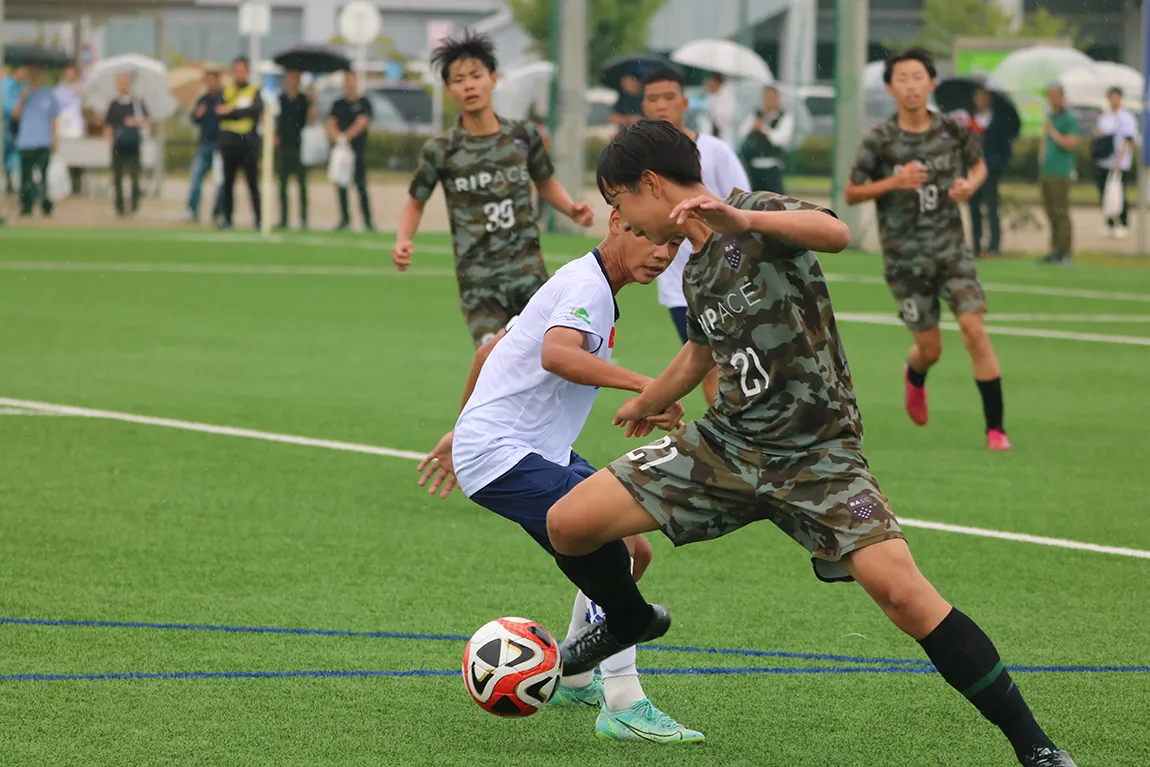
[55,137,161,197]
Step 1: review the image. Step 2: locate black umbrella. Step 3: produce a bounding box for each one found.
[272,44,351,74]
[601,53,678,92]
[935,74,1021,140]
[4,44,74,69]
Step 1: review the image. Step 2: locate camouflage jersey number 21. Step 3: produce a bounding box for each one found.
[409,117,555,347]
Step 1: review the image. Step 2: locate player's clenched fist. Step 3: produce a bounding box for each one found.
[392,239,414,271]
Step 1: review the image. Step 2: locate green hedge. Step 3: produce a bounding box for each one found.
[162,128,1128,185]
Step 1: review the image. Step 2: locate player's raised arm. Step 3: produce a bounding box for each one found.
[541,327,650,393]
[394,139,442,271]
[668,195,851,254]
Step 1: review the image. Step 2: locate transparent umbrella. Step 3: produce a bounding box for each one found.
[85,54,177,120]
[990,46,1097,94]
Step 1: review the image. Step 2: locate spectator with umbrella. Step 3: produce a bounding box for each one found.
[11,65,59,218]
[275,70,314,230]
[103,72,151,217]
[601,53,670,131]
[188,69,225,224]
[216,55,264,230]
[935,77,1019,259]
[738,85,794,194]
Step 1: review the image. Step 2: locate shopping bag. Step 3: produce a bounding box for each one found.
[212,150,224,189]
[1102,169,1124,220]
[327,142,354,188]
[46,154,71,202]
[301,125,330,167]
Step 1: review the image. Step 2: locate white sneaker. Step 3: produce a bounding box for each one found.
[1114,226,1129,239]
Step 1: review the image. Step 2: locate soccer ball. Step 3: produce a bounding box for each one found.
[462,617,562,717]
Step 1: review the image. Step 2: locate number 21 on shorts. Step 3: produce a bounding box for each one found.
[627,436,679,472]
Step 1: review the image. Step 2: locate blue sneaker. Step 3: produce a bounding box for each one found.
[595,699,705,744]
[548,676,604,708]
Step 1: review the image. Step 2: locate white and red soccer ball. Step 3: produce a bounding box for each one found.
[462,617,562,717]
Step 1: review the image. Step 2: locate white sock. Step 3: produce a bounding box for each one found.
[561,590,595,688]
[601,646,645,711]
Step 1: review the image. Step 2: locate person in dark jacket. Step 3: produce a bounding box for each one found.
[216,56,264,230]
[969,87,1016,259]
[275,69,313,230]
[187,69,224,223]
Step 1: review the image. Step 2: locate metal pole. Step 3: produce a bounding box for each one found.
[553,0,588,235]
[1139,0,1149,257]
[831,0,868,245]
[260,99,275,236]
[545,0,562,233]
[432,78,444,132]
[356,44,367,84]
[152,12,167,198]
[737,0,752,50]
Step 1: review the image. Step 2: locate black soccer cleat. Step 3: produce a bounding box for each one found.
[1020,746,1077,766]
[559,604,671,676]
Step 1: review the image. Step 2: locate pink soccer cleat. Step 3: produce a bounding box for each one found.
[904,365,928,426]
[987,428,1012,451]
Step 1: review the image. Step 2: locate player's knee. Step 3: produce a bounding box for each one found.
[546,501,590,555]
[917,339,943,365]
[958,317,990,351]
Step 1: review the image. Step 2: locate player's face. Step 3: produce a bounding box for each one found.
[642,80,688,127]
[446,58,496,114]
[605,172,678,245]
[886,60,934,112]
[612,212,675,284]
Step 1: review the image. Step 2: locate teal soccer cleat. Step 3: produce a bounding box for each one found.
[594,699,705,744]
[547,676,604,708]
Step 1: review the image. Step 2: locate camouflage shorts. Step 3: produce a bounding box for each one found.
[458,265,549,348]
[885,254,987,333]
[607,421,905,582]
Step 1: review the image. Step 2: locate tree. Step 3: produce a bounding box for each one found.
[895,0,1081,59]
[507,0,669,78]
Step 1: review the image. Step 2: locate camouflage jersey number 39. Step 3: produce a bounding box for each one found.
[408,117,555,277]
[683,191,864,453]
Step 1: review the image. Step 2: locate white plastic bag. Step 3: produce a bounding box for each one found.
[57,109,85,140]
[327,142,354,188]
[1102,169,1124,220]
[46,154,71,202]
[301,125,330,167]
[212,150,224,189]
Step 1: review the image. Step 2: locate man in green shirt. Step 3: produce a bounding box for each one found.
[1038,84,1078,265]
[326,71,373,231]
[276,70,313,230]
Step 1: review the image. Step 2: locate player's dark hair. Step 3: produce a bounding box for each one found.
[642,66,685,91]
[883,47,936,84]
[431,29,498,83]
[596,120,702,202]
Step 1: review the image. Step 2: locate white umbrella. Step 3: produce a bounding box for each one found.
[1062,65,1143,110]
[85,54,177,120]
[492,60,555,120]
[863,60,887,91]
[671,39,773,83]
[990,45,1096,95]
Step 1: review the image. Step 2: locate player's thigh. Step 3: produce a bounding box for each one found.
[885,271,941,332]
[762,447,905,583]
[941,253,987,319]
[546,469,662,553]
[459,286,513,348]
[602,422,765,548]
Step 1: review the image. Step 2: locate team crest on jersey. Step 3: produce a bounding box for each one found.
[723,241,742,269]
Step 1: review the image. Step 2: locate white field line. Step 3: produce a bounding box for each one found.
[0,262,455,278]
[836,313,1150,347]
[822,273,1150,304]
[3,396,1148,562]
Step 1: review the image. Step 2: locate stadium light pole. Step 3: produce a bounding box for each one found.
[552,0,588,235]
[830,0,868,246]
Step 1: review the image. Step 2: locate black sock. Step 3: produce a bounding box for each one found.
[918,609,1053,759]
[554,540,653,644]
[906,365,927,388]
[976,377,1005,432]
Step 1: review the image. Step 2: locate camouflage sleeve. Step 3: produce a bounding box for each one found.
[734,191,839,258]
[408,138,443,202]
[849,130,883,185]
[958,121,983,170]
[526,122,555,183]
[684,306,709,345]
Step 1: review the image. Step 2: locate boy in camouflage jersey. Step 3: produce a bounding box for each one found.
[543,120,1075,767]
[391,31,593,347]
[846,48,1010,451]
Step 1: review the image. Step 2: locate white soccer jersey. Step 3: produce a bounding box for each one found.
[656,133,752,309]
[453,251,618,496]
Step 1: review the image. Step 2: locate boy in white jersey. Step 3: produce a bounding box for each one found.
[641,67,750,405]
[416,211,702,744]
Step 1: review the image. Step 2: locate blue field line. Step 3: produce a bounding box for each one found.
[3,664,1149,684]
[0,616,928,667]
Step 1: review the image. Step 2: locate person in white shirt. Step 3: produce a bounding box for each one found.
[1093,86,1138,238]
[641,66,751,405]
[416,211,702,744]
[737,85,795,194]
[704,72,736,147]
